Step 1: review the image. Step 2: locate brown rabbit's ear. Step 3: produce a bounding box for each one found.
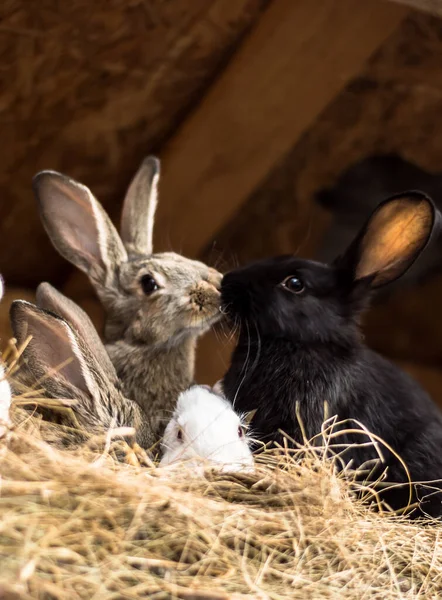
[10,300,99,400]
[120,156,160,255]
[33,171,128,287]
[36,283,119,385]
[336,192,437,289]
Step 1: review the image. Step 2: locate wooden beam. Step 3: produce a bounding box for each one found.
[0,0,268,287]
[389,0,442,17]
[155,0,408,257]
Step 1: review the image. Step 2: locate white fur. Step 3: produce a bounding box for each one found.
[160,385,254,473]
[0,365,11,437]
[0,276,11,437]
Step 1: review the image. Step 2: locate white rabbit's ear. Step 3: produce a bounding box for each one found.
[120,156,160,255]
[36,283,119,385]
[336,192,437,289]
[10,300,99,400]
[212,380,225,396]
[33,171,128,288]
[0,275,4,302]
[243,409,257,426]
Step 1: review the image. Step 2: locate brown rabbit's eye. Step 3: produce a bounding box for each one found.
[140,275,159,295]
[282,275,304,294]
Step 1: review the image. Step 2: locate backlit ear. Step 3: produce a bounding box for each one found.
[33,171,127,287]
[244,409,257,425]
[36,283,119,385]
[337,192,437,288]
[212,380,225,396]
[120,156,160,255]
[10,300,97,399]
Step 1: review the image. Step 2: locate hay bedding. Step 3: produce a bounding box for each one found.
[1,410,442,600]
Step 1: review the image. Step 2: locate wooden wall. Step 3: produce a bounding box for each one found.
[2,0,442,405]
[197,9,442,403]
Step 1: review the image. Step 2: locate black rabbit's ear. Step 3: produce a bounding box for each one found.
[336,192,437,289]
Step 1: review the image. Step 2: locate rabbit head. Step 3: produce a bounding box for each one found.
[32,157,222,346]
[160,385,254,473]
[10,287,149,446]
[0,275,11,436]
[222,192,438,344]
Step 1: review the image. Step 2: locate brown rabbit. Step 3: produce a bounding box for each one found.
[32,157,222,442]
[10,288,151,447]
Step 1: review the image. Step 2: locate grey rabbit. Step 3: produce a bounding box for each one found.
[10,284,150,446]
[32,157,222,446]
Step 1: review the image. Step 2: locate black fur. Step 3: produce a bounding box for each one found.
[222,192,442,519]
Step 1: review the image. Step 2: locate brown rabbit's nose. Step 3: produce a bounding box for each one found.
[190,280,221,310]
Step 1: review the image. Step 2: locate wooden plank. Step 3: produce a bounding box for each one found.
[155,0,409,257]
[0,0,268,287]
[389,0,442,17]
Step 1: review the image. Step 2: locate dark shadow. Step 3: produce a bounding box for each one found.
[315,154,442,293]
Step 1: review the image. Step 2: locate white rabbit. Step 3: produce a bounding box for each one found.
[0,276,11,437]
[160,385,254,473]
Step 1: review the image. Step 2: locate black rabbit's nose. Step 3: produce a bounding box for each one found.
[220,274,250,317]
[220,274,240,301]
[221,271,242,292]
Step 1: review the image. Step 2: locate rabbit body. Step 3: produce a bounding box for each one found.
[160,384,254,472]
[222,193,442,518]
[11,286,150,447]
[33,158,222,446]
[101,251,221,441]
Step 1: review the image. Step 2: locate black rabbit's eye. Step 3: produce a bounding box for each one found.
[282,275,304,294]
[177,427,183,442]
[238,426,245,438]
[140,275,159,295]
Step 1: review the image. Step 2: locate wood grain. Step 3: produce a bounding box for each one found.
[0,0,267,287]
[389,0,442,17]
[155,0,408,258]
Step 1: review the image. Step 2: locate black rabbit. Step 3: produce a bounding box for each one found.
[221,191,442,518]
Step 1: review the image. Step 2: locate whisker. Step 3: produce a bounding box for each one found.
[232,321,252,410]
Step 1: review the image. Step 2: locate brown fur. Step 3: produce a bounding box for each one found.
[10,297,153,447]
[32,157,222,444]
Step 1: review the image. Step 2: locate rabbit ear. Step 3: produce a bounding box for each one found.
[212,380,225,396]
[336,192,437,289]
[33,171,128,287]
[243,409,257,425]
[120,156,160,255]
[10,300,100,401]
[36,283,119,385]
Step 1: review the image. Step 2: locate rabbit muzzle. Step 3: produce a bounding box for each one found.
[188,281,221,323]
[220,273,250,321]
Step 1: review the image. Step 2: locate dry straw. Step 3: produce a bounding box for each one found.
[1,400,442,600]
